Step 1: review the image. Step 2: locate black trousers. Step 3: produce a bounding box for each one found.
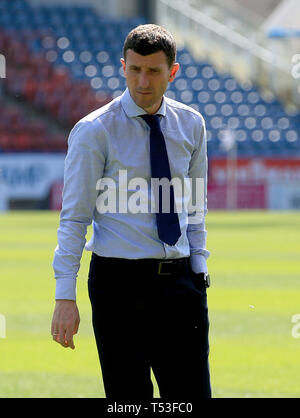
[88,253,211,400]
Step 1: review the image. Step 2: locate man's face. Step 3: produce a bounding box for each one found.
[121,49,179,114]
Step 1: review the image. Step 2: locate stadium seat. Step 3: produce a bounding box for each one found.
[0,0,299,155]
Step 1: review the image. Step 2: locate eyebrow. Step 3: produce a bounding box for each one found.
[128,64,161,71]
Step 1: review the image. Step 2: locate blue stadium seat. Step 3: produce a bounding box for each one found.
[1,0,299,157]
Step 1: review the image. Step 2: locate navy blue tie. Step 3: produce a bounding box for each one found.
[140,114,181,246]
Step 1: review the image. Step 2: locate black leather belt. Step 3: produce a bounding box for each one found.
[92,253,188,276]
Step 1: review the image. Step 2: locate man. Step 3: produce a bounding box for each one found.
[51,24,211,399]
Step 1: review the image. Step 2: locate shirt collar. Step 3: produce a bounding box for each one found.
[120,88,166,118]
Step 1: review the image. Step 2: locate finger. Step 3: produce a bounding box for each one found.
[52,332,64,345]
[52,326,60,341]
[58,325,68,348]
[65,328,75,350]
[51,319,59,339]
[73,319,80,335]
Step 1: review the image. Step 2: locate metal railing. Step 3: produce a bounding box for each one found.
[155,0,299,108]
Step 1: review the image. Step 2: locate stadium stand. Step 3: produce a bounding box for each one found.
[0,0,299,157]
[2,29,112,128]
[0,98,66,151]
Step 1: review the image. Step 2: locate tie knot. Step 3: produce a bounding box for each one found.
[140,114,161,130]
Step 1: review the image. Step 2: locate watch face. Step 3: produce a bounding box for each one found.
[192,272,210,288]
[205,274,211,288]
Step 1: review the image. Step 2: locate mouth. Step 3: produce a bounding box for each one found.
[136,91,152,96]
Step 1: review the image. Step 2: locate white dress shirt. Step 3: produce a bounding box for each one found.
[53,88,209,300]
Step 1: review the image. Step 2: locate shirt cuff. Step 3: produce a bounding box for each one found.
[189,254,208,274]
[55,278,77,301]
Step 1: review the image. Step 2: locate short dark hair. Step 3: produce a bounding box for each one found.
[123,24,176,68]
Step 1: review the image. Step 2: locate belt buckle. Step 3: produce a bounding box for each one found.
[158,261,173,275]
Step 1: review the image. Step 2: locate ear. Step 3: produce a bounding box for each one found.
[120,58,126,76]
[169,63,180,83]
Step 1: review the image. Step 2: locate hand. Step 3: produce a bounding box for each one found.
[51,300,80,349]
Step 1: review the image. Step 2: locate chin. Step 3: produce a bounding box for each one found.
[135,96,154,108]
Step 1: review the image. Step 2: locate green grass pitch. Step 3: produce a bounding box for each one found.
[0,210,300,398]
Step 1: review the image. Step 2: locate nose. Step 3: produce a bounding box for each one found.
[138,71,150,89]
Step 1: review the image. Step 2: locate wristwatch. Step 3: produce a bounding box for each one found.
[193,272,211,288]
